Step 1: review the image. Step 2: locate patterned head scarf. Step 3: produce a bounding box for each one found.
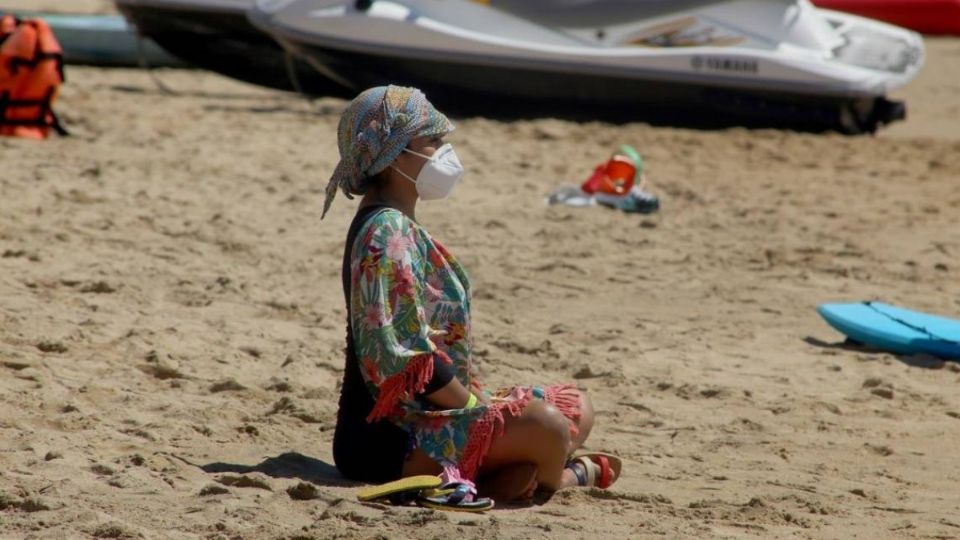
[322,85,455,219]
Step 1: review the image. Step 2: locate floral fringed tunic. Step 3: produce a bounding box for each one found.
[348,208,581,480]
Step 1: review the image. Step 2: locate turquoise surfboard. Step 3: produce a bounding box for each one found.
[817,302,960,360]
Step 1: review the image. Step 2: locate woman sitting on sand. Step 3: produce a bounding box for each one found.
[327,85,621,502]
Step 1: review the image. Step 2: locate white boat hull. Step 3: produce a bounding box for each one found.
[249,0,926,131]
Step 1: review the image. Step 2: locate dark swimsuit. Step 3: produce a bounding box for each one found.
[332,205,455,482]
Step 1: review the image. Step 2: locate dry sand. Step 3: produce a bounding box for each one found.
[2,3,960,539]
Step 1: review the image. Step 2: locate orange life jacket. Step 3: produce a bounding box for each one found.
[0,15,67,139]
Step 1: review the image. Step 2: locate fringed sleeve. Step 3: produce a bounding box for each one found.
[350,210,453,423]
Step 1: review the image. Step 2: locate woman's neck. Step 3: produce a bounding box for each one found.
[360,187,417,222]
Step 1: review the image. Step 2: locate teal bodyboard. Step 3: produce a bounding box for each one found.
[817,302,960,360]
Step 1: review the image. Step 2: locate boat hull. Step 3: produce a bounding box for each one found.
[281,38,905,134]
[116,2,351,96]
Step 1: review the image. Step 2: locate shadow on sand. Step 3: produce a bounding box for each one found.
[110,80,869,134]
[804,336,953,370]
[199,451,355,487]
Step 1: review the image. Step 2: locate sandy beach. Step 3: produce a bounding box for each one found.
[2,2,960,539]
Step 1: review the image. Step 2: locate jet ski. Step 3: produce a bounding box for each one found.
[114,0,351,95]
[248,0,925,133]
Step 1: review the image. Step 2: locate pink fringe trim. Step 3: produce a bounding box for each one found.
[458,389,533,481]
[366,351,452,423]
[545,384,583,440]
[456,384,584,481]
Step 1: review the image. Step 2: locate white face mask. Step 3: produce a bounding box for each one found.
[392,143,464,200]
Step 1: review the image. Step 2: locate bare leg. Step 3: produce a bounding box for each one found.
[559,468,581,489]
[570,390,595,454]
[401,448,442,477]
[401,391,599,498]
[479,400,571,491]
[404,451,538,502]
[477,463,538,501]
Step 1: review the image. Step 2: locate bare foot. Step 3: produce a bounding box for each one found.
[477,462,538,502]
[521,478,538,499]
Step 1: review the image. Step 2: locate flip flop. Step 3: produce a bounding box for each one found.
[567,452,622,489]
[356,475,442,504]
[418,483,495,513]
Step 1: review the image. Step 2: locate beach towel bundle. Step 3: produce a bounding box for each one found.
[0,14,67,140]
[547,145,660,214]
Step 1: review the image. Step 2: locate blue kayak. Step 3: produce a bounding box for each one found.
[817,302,960,360]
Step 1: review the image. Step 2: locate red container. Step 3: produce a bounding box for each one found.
[813,0,960,35]
[581,156,637,196]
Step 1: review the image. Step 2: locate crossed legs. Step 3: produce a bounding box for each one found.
[401,390,596,501]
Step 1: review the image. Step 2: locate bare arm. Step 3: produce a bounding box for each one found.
[423,377,473,409]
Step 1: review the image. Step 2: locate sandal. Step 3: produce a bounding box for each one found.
[358,476,494,512]
[419,483,495,512]
[356,475,442,504]
[566,453,622,489]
